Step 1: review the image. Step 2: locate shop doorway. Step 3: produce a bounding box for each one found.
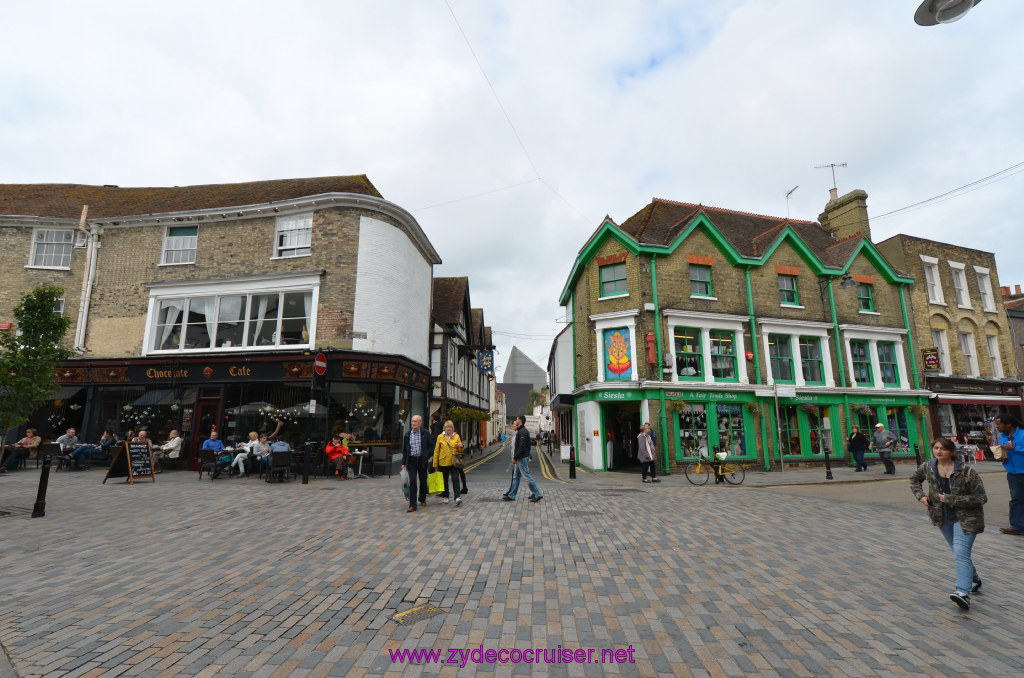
[602,402,641,470]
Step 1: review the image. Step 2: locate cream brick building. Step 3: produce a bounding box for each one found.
[0,177,442,467]
[876,235,1023,454]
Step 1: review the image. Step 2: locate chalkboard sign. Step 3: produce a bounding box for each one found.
[103,441,156,484]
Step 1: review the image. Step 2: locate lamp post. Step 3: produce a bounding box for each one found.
[816,273,858,480]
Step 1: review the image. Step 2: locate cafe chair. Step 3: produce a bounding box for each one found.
[198,450,226,480]
[266,451,291,483]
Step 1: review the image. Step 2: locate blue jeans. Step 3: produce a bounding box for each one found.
[68,445,94,468]
[938,520,978,594]
[852,448,866,470]
[507,457,541,499]
[1008,473,1024,531]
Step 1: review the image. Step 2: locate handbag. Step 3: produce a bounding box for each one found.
[427,471,445,495]
[451,453,464,469]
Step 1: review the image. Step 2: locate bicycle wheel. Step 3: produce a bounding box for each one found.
[722,464,745,485]
[684,461,709,485]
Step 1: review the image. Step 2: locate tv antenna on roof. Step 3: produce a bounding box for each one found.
[815,162,847,193]
[784,185,799,218]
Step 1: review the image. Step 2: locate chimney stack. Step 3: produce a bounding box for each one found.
[819,189,870,243]
[1017,284,1022,295]
[1002,286,1011,297]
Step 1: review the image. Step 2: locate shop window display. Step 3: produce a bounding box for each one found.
[777,405,800,455]
[884,407,911,454]
[678,404,708,458]
[716,404,748,456]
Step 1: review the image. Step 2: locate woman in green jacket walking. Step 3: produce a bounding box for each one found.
[909,437,987,610]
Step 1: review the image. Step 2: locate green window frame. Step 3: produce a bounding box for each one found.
[850,339,873,385]
[674,327,703,380]
[709,330,738,382]
[799,336,825,385]
[690,265,712,297]
[599,263,627,297]
[768,334,795,383]
[878,341,900,387]
[779,275,799,305]
[857,283,874,311]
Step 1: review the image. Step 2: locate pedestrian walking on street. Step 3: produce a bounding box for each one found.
[433,420,464,506]
[993,414,1024,536]
[870,422,897,474]
[637,423,659,483]
[848,425,869,472]
[401,415,434,513]
[909,437,987,610]
[503,415,543,503]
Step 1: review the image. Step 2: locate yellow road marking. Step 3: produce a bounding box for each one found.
[463,441,510,473]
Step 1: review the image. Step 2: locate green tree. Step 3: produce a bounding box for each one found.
[0,286,73,439]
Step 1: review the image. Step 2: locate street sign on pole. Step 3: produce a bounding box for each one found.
[313,353,327,375]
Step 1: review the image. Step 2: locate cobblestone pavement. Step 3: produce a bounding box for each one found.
[1,449,1022,677]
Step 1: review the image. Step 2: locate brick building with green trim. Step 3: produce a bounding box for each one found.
[556,189,933,473]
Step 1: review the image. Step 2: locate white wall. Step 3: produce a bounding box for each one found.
[576,400,603,471]
[353,216,432,366]
[551,329,574,395]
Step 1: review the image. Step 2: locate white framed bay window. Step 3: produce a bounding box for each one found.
[143,271,320,355]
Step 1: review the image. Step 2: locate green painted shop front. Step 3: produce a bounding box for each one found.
[761,394,928,468]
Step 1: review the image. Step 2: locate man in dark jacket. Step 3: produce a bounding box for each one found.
[503,415,543,503]
[402,415,435,513]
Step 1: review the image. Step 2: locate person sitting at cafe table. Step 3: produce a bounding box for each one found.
[362,424,379,441]
[325,434,351,480]
[202,430,228,478]
[267,437,292,481]
[158,430,182,465]
[66,430,120,471]
[56,427,91,470]
[1,428,42,473]
[250,433,271,474]
[230,431,259,478]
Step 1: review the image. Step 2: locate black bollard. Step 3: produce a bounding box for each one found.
[302,441,311,485]
[568,445,576,479]
[823,446,834,480]
[914,443,921,467]
[32,456,52,518]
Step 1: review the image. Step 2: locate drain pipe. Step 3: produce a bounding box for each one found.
[73,206,98,352]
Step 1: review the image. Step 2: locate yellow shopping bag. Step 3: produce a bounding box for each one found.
[427,471,445,495]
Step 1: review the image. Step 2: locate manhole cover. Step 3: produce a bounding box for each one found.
[393,603,444,626]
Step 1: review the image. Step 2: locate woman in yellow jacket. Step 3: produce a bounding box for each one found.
[433,419,465,506]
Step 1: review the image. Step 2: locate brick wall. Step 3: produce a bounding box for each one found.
[877,235,1015,379]
[1,203,429,363]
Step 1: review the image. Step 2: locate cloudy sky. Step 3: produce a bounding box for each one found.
[2,1,1021,376]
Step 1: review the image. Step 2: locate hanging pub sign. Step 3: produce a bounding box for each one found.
[103,441,156,484]
[477,350,494,372]
[921,347,940,371]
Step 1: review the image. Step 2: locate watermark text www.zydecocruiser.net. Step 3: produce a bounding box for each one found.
[388,645,636,667]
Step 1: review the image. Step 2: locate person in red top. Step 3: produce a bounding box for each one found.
[325,434,351,480]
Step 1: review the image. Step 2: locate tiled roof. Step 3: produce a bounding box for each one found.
[0,175,382,219]
[471,309,484,344]
[432,277,468,326]
[618,198,850,265]
[1004,296,1024,312]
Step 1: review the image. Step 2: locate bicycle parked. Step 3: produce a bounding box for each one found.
[684,447,746,485]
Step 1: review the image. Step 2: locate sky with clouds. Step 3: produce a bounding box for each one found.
[2,1,1021,377]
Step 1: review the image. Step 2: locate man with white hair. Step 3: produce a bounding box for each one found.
[870,422,897,474]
